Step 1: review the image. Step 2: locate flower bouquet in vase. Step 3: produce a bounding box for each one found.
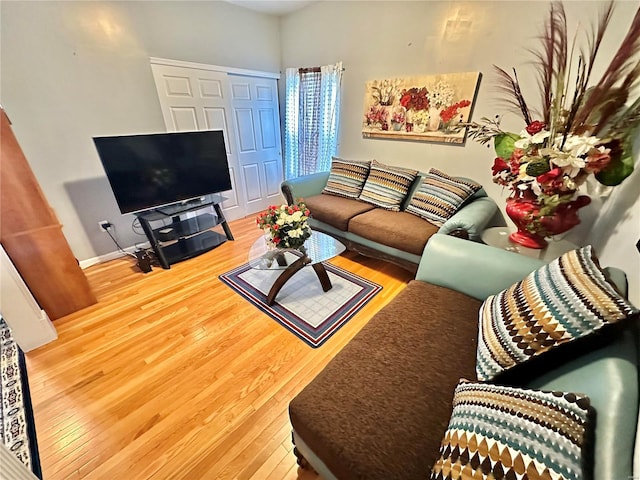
[256,200,312,251]
[466,2,640,248]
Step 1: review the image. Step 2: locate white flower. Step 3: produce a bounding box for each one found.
[291,211,303,221]
[514,129,551,149]
[547,149,585,178]
[559,134,600,157]
[276,218,285,226]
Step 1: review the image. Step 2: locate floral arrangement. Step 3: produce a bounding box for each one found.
[466,1,640,243]
[370,78,402,106]
[411,109,429,126]
[440,99,471,125]
[256,200,312,249]
[391,111,406,124]
[427,81,455,109]
[365,105,389,126]
[399,87,429,111]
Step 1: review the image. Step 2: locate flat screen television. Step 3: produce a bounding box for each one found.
[93,130,232,214]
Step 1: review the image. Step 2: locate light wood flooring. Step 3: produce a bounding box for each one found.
[25,216,414,480]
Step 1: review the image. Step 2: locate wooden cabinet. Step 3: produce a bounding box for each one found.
[0,109,96,319]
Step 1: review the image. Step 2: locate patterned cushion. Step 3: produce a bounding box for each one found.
[476,245,639,382]
[322,157,371,199]
[431,380,594,480]
[405,169,481,226]
[358,160,418,211]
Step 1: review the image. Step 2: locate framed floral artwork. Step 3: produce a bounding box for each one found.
[362,71,481,144]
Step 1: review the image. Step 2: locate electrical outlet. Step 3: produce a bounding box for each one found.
[98,220,112,232]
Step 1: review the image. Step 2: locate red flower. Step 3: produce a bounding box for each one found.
[491,158,510,176]
[537,167,562,184]
[439,100,471,123]
[273,237,280,245]
[273,224,279,230]
[526,120,546,135]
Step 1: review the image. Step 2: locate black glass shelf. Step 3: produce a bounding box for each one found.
[161,230,228,264]
[153,213,220,242]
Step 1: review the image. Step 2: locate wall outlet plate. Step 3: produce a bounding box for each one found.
[98,220,111,231]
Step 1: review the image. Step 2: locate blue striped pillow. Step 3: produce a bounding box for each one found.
[405,168,481,226]
[358,160,418,211]
[476,245,639,382]
[322,157,371,199]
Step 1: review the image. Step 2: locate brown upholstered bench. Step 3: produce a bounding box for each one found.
[289,280,482,479]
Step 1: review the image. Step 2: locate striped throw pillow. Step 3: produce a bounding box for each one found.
[322,157,371,199]
[476,245,639,382]
[405,168,481,226]
[431,380,594,480]
[358,160,418,211]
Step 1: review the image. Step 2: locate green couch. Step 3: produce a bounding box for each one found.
[281,171,500,273]
[289,234,638,480]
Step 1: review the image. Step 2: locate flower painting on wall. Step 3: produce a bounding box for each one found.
[361,72,481,144]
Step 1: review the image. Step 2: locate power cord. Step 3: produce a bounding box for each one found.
[101,222,137,259]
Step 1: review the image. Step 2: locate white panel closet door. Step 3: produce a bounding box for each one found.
[150,61,284,220]
[150,63,245,220]
[228,74,283,213]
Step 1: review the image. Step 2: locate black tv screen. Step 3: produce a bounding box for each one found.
[93,130,232,214]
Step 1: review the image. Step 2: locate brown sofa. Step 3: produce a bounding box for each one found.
[288,235,639,480]
[281,171,500,273]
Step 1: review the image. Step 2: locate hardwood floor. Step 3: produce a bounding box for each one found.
[25,217,414,480]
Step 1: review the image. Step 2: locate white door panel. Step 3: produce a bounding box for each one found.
[256,85,273,101]
[170,107,199,131]
[258,109,277,149]
[264,159,282,197]
[198,78,224,98]
[163,75,193,97]
[151,62,283,221]
[242,163,263,206]
[231,83,251,100]
[222,167,240,210]
[234,109,257,153]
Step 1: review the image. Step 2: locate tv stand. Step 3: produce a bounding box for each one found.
[136,196,233,269]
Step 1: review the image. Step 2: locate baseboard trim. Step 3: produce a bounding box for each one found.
[79,247,137,269]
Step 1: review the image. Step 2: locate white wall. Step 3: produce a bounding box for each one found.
[1,0,281,261]
[281,0,639,305]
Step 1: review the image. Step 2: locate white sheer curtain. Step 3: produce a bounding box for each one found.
[284,62,343,180]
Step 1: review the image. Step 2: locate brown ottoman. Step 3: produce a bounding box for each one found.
[289,280,482,479]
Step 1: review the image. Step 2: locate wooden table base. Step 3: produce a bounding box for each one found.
[265,255,333,306]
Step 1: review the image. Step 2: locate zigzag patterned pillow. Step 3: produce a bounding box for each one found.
[476,245,639,382]
[322,157,371,199]
[405,168,481,226]
[431,380,594,480]
[358,159,418,211]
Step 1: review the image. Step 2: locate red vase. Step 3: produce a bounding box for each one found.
[505,190,591,249]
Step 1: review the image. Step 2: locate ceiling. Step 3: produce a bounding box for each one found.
[223,0,317,16]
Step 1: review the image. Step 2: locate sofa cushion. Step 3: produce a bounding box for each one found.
[358,159,418,211]
[405,168,482,226]
[303,193,375,231]
[322,157,371,199]
[348,208,438,256]
[431,380,595,480]
[477,245,639,383]
[289,281,482,480]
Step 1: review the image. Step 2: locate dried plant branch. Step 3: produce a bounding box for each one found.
[573,6,640,130]
[492,66,532,125]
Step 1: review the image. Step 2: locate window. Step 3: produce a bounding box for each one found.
[284,62,343,179]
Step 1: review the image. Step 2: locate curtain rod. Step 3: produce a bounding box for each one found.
[298,66,345,73]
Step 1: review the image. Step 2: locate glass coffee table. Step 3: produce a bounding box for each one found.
[248,231,346,306]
